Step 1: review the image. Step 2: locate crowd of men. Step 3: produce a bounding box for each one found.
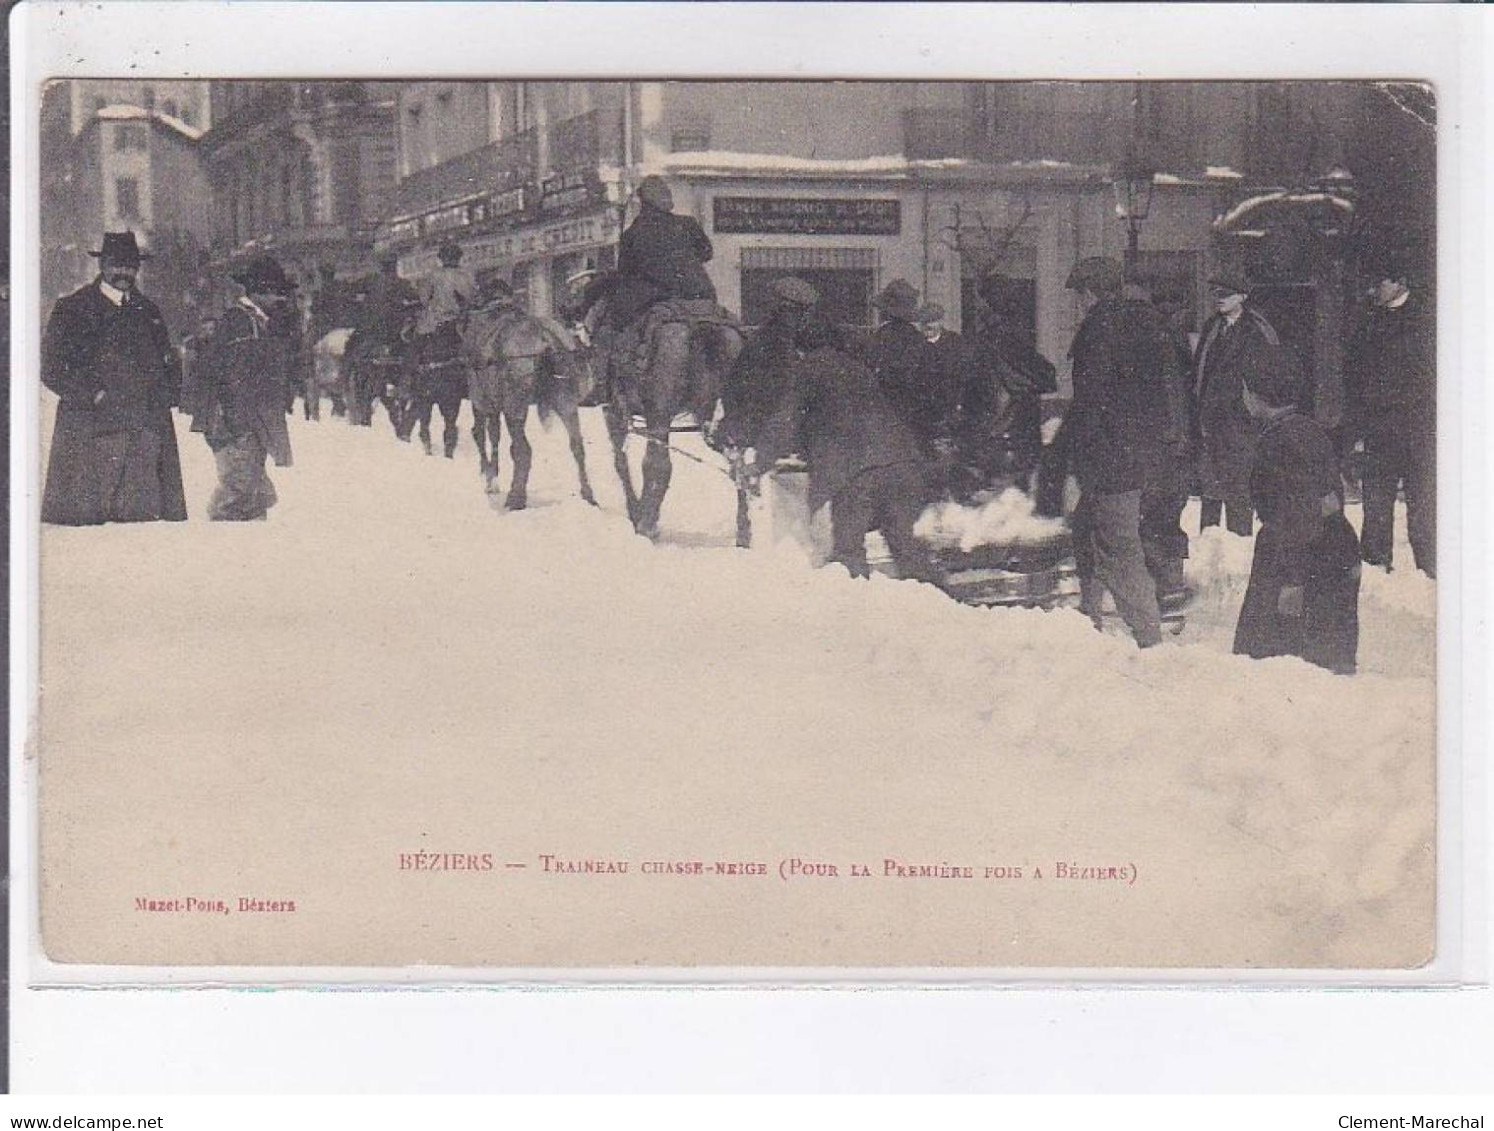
[41,187,1435,676]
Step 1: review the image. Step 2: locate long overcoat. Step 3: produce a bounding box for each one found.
[41,279,187,525]
[871,317,944,448]
[1233,411,1360,674]
[1192,306,1301,503]
[1065,297,1178,495]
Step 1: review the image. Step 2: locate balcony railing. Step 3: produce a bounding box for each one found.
[903,106,1121,166]
[395,128,538,216]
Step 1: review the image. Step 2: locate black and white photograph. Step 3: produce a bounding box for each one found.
[23,69,1447,974]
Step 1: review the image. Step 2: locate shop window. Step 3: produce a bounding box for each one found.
[740,247,879,327]
[113,123,147,151]
[510,262,532,312]
[115,177,141,221]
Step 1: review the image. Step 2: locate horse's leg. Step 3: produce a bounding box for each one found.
[475,412,499,493]
[603,399,641,525]
[561,393,596,505]
[637,417,673,541]
[502,394,533,512]
[417,386,435,456]
[440,386,462,459]
[736,484,753,549]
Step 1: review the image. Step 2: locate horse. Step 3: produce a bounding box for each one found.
[598,302,747,541]
[396,324,467,458]
[460,301,597,511]
[342,330,410,432]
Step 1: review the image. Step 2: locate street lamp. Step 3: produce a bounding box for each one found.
[1113,152,1157,278]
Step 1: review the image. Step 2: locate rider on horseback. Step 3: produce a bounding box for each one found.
[344,251,420,426]
[402,240,476,455]
[588,175,719,407]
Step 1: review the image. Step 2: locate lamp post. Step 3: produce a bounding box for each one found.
[1113,152,1157,281]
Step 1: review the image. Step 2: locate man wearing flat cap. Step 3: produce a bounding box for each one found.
[609,175,717,333]
[41,230,188,525]
[720,275,821,454]
[192,255,299,520]
[1061,256,1181,648]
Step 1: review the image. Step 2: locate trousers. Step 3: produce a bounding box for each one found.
[208,433,277,521]
[1071,488,1164,648]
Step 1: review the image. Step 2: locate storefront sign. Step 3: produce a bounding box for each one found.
[539,170,602,216]
[460,209,622,270]
[713,196,901,236]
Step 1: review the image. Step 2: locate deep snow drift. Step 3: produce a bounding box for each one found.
[35,398,1436,970]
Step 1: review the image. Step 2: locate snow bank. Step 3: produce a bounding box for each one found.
[914,487,1066,552]
[34,396,1438,968]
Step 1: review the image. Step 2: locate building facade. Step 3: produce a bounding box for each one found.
[40,82,214,331]
[199,82,401,288]
[383,80,1420,398]
[382,81,631,318]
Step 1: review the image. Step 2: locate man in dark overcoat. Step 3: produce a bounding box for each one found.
[960,271,1057,479]
[869,279,943,450]
[41,231,188,525]
[1192,271,1302,536]
[755,318,943,584]
[720,275,820,453]
[1345,274,1435,577]
[344,252,420,426]
[1063,257,1177,648]
[916,303,973,446]
[193,256,299,521]
[608,175,716,332]
[1233,357,1360,674]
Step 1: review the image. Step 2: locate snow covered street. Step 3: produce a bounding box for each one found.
[36,400,1437,970]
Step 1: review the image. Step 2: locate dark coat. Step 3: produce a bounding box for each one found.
[960,320,1057,473]
[721,308,804,449]
[923,330,973,438]
[353,272,420,343]
[41,279,187,524]
[1234,411,1360,674]
[610,204,716,329]
[758,344,932,514]
[871,317,944,448]
[1344,292,1435,450]
[1065,297,1178,494]
[192,299,295,467]
[1192,306,1299,503]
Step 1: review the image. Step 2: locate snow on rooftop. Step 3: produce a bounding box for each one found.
[94,103,204,141]
[1215,189,1356,232]
[662,150,1100,178]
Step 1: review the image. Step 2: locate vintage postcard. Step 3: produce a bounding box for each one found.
[18,12,1454,978]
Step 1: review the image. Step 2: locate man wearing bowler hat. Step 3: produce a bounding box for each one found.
[192,255,299,521]
[869,278,943,449]
[41,230,188,525]
[1192,266,1301,536]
